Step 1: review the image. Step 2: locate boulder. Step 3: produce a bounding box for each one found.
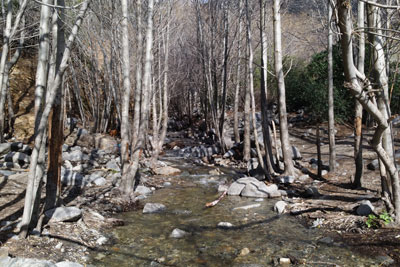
[4,152,30,165]
[169,228,188,239]
[45,207,82,223]
[238,177,281,198]
[143,203,166,214]
[227,182,246,196]
[153,166,181,176]
[356,200,374,216]
[274,200,287,214]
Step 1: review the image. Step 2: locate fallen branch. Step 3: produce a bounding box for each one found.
[205,190,227,208]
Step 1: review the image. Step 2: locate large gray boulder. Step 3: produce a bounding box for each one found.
[45,207,82,223]
[227,183,246,196]
[228,177,281,198]
[143,203,166,214]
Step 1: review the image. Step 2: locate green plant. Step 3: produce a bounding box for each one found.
[366,212,393,228]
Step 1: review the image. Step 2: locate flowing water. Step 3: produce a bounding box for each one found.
[90,157,382,266]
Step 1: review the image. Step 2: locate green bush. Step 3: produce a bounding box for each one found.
[285,45,354,122]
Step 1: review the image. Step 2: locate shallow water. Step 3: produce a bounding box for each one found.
[90,160,382,267]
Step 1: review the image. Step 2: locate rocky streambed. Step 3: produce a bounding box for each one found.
[89,154,386,267]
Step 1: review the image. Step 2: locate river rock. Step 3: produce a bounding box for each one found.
[217,222,234,228]
[170,228,188,239]
[153,166,181,175]
[367,159,379,171]
[56,262,84,267]
[227,182,246,196]
[233,203,261,210]
[143,203,166,214]
[0,257,55,267]
[135,185,152,195]
[4,152,30,165]
[274,200,287,214]
[45,207,82,223]
[356,200,374,216]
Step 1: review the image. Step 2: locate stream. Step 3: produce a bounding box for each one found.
[90,154,382,266]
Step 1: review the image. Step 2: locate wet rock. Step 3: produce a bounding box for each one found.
[4,152,30,165]
[56,262,84,267]
[217,222,234,228]
[170,228,188,239]
[153,166,181,176]
[376,255,395,266]
[227,182,246,196]
[143,203,166,214]
[356,200,374,216]
[45,206,82,223]
[0,257,55,267]
[274,200,287,214]
[367,159,379,171]
[318,236,334,245]
[106,159,120,172]
[135,185,152,195]
[233,203,261,210]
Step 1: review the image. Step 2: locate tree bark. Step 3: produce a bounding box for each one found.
[328,1,336,172]
[273,0,295,176]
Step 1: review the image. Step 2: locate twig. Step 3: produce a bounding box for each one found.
[205,190,227,208]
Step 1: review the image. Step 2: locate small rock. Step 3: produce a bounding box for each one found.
[298,174,309,181]
[356,200,374,216]
[56,261,84,267]
[274,201,287,214]
[96,236,108,245]
[45,207,82,222]
[254,198,264,202]
[135,185,152,195]
[143,203,166,214]
[217,222,234,228]
[163,182,172,187]
[321,170,328,176]
[106,159,120,172]
[170,228,188,239]
[276,175,295,184]
[239,247,250,256]
[318,236,334,245]
[279,258,291,265]
[55,243,63,250]
[233,204,261,211]
[93,177,107,186]
[305,186,320,198]
[153,166,181,176]
[367,159,379,171]
[376,255,395,266]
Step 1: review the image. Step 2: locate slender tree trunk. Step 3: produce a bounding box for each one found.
[233,0,242,144]
[243,46,251,162]
[327,1,336,172]
[46,0,66,211]
[120,0,131,176]
[354,0,365,188]
[273,0,295,176]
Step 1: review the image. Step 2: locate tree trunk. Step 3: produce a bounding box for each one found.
[273,0,295,176]
[233,0,242,144]
[354,0,365,188]
[327,1,336,172]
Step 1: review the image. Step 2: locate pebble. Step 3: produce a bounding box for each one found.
[239,247,250,256]
[217,222,234,228]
